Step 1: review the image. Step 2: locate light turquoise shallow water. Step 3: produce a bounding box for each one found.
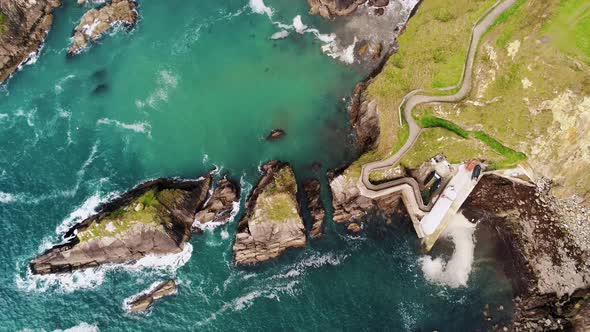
[0,1,514,331]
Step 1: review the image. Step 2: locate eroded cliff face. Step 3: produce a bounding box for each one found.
[463,175,590,331]
[0,0,60,84]
[30,176,240,275]
[328,168,402,228]
[233,161,306,265]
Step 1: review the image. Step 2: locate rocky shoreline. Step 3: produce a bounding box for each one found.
[0,0,61,84]
[463,175,590,331]
[307,0,391,19]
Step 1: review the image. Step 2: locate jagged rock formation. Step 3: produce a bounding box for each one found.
[303,180,325,238]
[68,0,137,55]
[31,177,215,274]
[125,280,177,313]
[349,82,380,151]
[233,161,306,265]
[307,0,390,19]
[193,177,239,227]
[328,168,402,227]
[0,0,61,84]
[463,175,590,331]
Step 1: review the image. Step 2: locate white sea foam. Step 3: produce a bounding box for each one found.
[0,192,15,203]
[16,244,193,293]
[82,19,101,37]
[122,280,178,311]
[292,15,307,34]
[270,30,289,40]
[135,70,178,110]
[97,118,152,136]
[419,212,477,288]
[249,0,273,17]
[322,37,357,64]
[54,322,99,332]
[55,195,105,237]
[55,75,75,94]
[220,229,229,240]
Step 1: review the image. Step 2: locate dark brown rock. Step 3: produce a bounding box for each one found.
[462,174,590,330]
[125,280,177,313]
[307,0,367,19]
[303,179,325,238]
[347,222,361,234]
[266,129,285,141]
[0,0,61,84]
[349,82,380,151]
[328,168,401,225]
[194,177,239,228]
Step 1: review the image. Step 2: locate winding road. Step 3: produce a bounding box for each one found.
[358,0,517,213]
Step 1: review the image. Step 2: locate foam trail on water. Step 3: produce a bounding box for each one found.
[53,322,100,332]
[97,118,152,136]
[248,0,273,17]
[419,212,476,288]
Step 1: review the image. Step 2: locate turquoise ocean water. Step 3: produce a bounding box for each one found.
[0,1,514,330]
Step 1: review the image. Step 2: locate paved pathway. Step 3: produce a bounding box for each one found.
[358,0,518,213]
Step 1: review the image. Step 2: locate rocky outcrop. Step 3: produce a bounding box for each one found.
[266,129,285,141]
[328,168,402,227]
[125,280,177,313]
[463,174,590,330]
[31,177,213,275]
[193,177,239,228]
[68,0,137,55]
[349,82,380,151]
[303,179,325,238]
[307,0,392,19]
[0,0,61,84]
[233,161,306,265]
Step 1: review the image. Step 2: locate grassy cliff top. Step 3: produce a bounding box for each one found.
[345,0,590,200]
[76,190,172,243]
[251,166,300,225]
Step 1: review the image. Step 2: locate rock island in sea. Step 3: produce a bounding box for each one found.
[31,176,239,274]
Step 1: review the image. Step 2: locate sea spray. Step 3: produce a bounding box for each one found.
[419,212,477,288]
[53,322,100,332]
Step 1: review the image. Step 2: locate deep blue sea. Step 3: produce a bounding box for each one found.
[0,1,513,330]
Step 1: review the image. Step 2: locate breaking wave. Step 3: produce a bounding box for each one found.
[97,118,152,136]
[16,244,193,293]
[419,212,477,288]
[53,322,100,332]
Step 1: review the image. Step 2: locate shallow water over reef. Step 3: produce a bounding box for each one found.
[0,0,513,330]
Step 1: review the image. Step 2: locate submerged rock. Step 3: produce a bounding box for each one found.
[303,179,325,238]
[68,0,137,55]
[193,177,239,228]
[125,280,177,313]
[30,177,212,275]
[0,0,61,84]
[233,161,306,265]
